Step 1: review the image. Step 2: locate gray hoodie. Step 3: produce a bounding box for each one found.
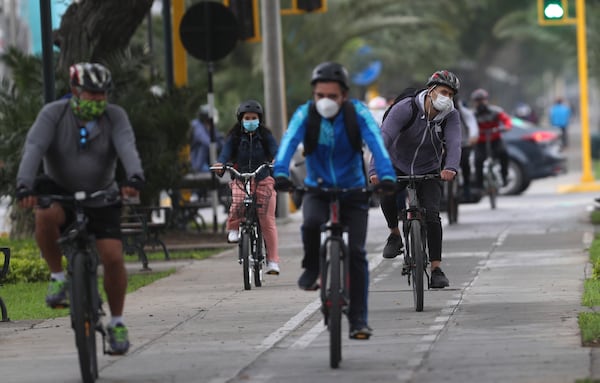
[17,99,144,200]
[369,90,461,176]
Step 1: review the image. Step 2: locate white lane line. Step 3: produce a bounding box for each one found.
[256,298,321,351]
[259,252,385,351]
[290,319,325,349]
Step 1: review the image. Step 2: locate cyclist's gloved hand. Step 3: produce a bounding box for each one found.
[16,186,34,201]
[123,175,145,192]
[274,176,294,191]
[374,179,396,195]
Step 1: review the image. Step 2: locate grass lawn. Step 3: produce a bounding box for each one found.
[2,269,176,321]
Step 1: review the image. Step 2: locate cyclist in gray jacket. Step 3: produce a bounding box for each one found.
[16,63,144,355]
[369,70,462,288]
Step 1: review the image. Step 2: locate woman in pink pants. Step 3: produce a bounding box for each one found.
[212,100,281,275]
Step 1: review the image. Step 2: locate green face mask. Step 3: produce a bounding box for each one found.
[70,97,107,121]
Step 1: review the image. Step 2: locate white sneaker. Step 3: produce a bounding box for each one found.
[227,230,239,243]
[266,262,280,275]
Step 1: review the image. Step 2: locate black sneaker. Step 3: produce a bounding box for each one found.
[349,325,372,340]
[382,233,404,259]
[430,267,449,288]
[298,269,319,290]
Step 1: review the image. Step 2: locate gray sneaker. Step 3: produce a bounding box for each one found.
[430,267,450,288]
[382,233,404,259]
[45,279,69,308]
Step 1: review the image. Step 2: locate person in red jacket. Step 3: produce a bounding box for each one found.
[470,88,512,190]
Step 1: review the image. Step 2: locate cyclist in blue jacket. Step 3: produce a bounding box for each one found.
[273,62,396,340]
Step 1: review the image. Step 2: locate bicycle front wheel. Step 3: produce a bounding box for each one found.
[253,229,264,287]
[446,179,459,224]
[240,232,251,290]
[70,251,98,383]
[408,221,425,312]
[328,239,342,369]
[485,165,498,210]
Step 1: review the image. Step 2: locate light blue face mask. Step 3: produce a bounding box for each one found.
[242,119,260,132]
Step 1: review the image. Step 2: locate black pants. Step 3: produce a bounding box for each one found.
[379,174,443,262]
[460,145,473,197]
[301,191,370,327]
[474,140,508,188]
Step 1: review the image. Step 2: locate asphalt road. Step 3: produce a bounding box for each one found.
[1,166,598,383]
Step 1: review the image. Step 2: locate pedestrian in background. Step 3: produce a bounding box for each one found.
[549,97,571,149]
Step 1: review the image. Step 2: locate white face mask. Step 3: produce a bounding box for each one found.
[315,98,341,119]
[432,93,453,112]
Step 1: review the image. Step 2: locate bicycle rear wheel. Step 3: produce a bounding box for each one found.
[408,221,425,312]
[70,251,98,383]
[328,239,342,369]
[240,232,251,290]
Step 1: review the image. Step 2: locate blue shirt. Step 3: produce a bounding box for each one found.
[549,103,571,128]
[274,99,395,188]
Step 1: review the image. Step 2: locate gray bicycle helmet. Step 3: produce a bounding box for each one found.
[310,62,349,90]
[236,99,264,121]
[470,88,489,101]
[426,70,460,94]
[69,62,112,92]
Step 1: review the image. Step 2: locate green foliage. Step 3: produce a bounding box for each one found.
[1,269,175,320]
[582,279,600,306]
[578,312,600,345]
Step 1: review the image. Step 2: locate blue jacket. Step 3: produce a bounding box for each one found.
[274,99,395,188]
[218,127,278,182]
[549,103,571,128]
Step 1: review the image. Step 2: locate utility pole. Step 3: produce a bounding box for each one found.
[261,1,289,218]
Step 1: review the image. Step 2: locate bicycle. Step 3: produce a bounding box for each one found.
[294,184,373,369]
[443,173,460,225]
[482,128,503,210]
[0,247,9,322]
[210,163,272,290]
[37,189,120,383]
[397,174,440,312]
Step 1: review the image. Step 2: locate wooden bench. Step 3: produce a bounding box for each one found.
[0,247,9,322]
[121,202,171,270]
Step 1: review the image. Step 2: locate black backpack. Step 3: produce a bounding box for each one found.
[381,87,448,137]
[303,100,362,155]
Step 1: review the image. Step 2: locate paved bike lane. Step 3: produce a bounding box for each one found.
[0,171,597,382]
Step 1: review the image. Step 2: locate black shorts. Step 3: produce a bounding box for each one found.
[34,176,122,240]
[62,204,122,240]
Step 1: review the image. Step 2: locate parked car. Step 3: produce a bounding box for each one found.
[497,116,566,195]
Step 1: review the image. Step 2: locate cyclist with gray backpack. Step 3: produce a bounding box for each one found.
[369,70,462,288]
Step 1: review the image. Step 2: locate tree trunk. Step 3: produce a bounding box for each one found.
[54,0,154,72]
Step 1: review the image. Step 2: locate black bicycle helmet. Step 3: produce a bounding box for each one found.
[470,88,489,101]
[310,62,349,90]
[426,70,460,94]
[69,62,112,92]
[236,99,264,121]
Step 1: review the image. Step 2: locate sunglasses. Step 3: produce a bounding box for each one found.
[79,127,88,149]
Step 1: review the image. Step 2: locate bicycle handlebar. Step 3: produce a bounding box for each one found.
[210,163,272,180]
[396,174,441,182]
[37,189,120,209]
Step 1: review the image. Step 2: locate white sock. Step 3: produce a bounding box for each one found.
[50,272,65,282]
[110,316,124,327]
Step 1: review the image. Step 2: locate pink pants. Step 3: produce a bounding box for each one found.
[227,176,279,263]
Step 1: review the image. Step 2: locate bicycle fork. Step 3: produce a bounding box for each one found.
[319,226,349,325]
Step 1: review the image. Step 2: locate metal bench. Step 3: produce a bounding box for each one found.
[121,202,171,270]
[0,247,10,322]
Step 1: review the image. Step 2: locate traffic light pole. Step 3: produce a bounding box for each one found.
[557,0,600,192]
[261,1,290,218]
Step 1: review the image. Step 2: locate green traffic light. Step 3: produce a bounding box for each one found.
[544,2,564,19]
